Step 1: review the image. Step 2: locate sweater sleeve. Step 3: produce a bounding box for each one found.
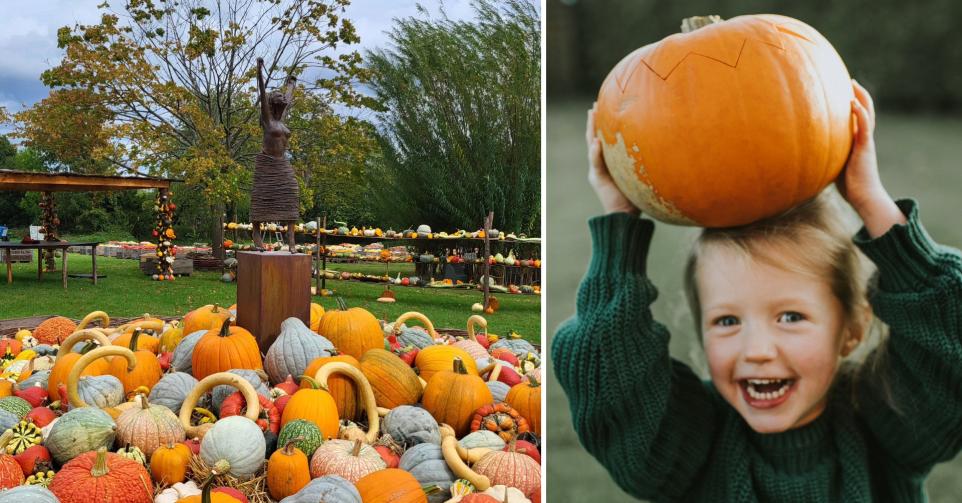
[551,213,717,500]
[852,199,962,473]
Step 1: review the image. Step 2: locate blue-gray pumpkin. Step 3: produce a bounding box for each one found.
[398,442,455,503]
[77,375,125,408]
[383,405,440,447]
[171,330,206,374]
[279,475,361,503]
[149,372,201,414]
[264,317,334,385]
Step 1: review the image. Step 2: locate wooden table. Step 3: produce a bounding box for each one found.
[0,241,100,289]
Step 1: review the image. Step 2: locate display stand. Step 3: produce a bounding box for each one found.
[236,251,311,353]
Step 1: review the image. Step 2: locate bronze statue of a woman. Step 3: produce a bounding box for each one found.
[251,57,299,252]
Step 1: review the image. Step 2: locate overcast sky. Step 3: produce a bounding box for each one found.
[0,0,536,115]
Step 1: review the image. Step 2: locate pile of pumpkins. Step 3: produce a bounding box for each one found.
[0,302,541,502]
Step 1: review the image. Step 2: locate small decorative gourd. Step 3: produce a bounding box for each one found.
[116,444,147,466]
[150,441,192,484]
[268,439,311,500]
[5,420,43,455]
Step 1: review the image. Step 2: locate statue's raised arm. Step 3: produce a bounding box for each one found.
[256,57,269,125]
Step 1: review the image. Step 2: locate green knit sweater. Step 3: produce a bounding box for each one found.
[552,200,962,502]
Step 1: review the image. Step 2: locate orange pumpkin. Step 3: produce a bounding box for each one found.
[315,298,382,359]
[309,303,325,333]
[33,316,77,345]
[422,358,493,437]
[49,448,153,503]
[415,345,479,383]
[281,378,339,440]
[191,320,263,380]
[266,440,311,501]
[109,329,163,393]
[150,442,192,484]
[113,329,160,354]
[506,375,541,436]
[48,329,112,402]
[359,349,423,409]
[355,468,428,503]
[301,355,360,420]
[182,304,231,337]
[595,14,855,227]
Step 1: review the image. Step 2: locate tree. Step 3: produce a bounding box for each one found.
[19,0,375,257]
[365,0,540,235]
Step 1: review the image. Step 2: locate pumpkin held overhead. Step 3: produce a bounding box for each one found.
[595,14,856,227]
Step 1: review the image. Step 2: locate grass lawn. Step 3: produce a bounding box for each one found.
[547,99,962,502]
[0,253,540,342]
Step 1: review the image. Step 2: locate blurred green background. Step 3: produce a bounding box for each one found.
[546,1,962,501]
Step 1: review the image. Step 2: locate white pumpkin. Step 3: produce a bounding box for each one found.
[200,416,266,479]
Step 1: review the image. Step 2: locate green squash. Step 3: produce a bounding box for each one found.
[277,419,323,458]
[117,444,147,466]
[46,407,116,465]
[0,396,32,419]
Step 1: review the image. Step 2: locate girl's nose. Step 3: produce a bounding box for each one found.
[742,326,778,363]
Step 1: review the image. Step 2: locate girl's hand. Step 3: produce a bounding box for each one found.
[836,80,906,237]
[586,103,639,216]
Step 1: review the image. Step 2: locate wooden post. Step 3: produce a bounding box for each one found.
[321,213,328,291]
[236,251,312,353]
[482,211,494,310]
[315,215,323,295]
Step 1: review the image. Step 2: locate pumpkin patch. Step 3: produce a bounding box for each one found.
[0,308,540,502]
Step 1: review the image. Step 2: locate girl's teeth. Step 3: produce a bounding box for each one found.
[746,380,791,400]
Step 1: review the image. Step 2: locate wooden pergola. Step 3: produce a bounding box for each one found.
[0,170,182,280]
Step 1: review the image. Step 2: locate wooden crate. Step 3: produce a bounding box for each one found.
[4,249,33,263]
[139,254,193,275]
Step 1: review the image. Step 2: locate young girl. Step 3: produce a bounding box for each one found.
[552,81,962,501]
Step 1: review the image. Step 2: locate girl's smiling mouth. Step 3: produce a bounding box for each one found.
[739,378,797,409]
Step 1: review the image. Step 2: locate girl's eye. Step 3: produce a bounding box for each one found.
[713,315,739,327]
[778,312,805,323]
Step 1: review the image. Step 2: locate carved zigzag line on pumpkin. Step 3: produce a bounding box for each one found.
[615,23,814,91]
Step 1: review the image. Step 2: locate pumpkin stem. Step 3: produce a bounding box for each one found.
[211,459,231,476]
[422,484,442,496]
[139,393,149,409]
[299,375,324,390]
[351,438,362,457]
[129,329,142,352]
[79,340,99,354]
[91,447,110,477]
[526,375,540,388]
[283,437,304,455]
[218,319,232,338]
[335,296,348,311]
[681,15,723,33]
[452,357,467,375]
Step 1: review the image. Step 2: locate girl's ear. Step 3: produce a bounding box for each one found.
[840,303,873,357]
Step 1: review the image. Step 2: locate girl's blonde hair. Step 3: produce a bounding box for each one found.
[682,190,894,409]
